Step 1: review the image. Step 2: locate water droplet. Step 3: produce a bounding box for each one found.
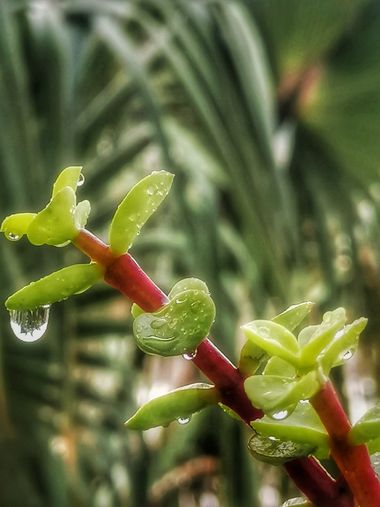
[183,350,197,361]
[270,410,289,420]
[77,173,85,187]
[151,319,166,329]
[342,349,353,361]
[177,415,191,425]
[258,326,270,336]
[9,305,50,342]
[146,186,156,196]
[6,232,20,241]
[175,297,186,305]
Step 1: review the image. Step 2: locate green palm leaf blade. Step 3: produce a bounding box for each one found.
[5,263,103,310]
[109,171,174,255]
[125,383,218,430]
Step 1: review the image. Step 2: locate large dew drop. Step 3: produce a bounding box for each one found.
[9,305,51,342]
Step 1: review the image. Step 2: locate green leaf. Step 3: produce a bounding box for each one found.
[300,308,346,366]
[5,263,103,310]
[272,302,314,331]
[125,383,217,430]
[264,357,296,377]
[252,402,328,448]
[74,200,91,230]
[52,166,83,197]
[320,317,367,372]
[168,277,210,299]
[238,339,268,377]
[109,171,174,254]
[27,187,77,246]
[244,372,320,416]
[247,432,316,465]
[350,403,380,444]
[1,212,36,240]
[133,288,215,356]
[241,320,300,366]
[368,439,380,455]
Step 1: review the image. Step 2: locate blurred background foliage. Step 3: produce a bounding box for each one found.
[0,0,380,506]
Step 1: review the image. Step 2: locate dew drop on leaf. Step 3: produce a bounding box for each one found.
[6,232,21,241]
[342,349,353,361]
[77,173,85,187]
[270,410,289,421]
[177,415,191,425]
[9,305,51,342]
[183,350,197,361]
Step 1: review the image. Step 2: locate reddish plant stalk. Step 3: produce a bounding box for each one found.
[311,381,380,507]
[74,229,353,506]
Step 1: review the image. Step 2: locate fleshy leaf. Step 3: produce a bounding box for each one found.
[1,213,36,241]
[131,303,144,318]
[241,321,300,366]
[168,278,210,299]
[125,383,217,430]
[238,340,268,376]
[300,308,346,366]
[368,439,380,455]
[5,263,103,310]
[27,187,77,246]
[244,372,320,415]
[350,403,380,444]
[320,317,367,372]
[251,402,328,448]
[264,357,296,377]
[109,171,174,255]
[52,166,83,197]
[133,289,215,356]
[272,302,314,331]
[74,200,91,230]
[248,432,316,465]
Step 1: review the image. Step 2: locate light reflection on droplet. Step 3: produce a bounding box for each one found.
[77,173,85,186]
[177,415,191,425]
[183,350,197,361]
[9,305,50,342]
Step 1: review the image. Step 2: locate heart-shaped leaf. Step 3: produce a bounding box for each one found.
[125,383,217,430]
[248,432,316,465]
[27,187,77,246]
[241,321,300,366]
[5,263,103,310]
[133,288,215,356]
[350,403,380,444]
[109,171,174,255]
[1,213,36,241]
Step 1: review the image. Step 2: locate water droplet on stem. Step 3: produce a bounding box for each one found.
[9,305,50,342]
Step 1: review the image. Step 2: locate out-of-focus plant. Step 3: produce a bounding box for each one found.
[3,168,380,506]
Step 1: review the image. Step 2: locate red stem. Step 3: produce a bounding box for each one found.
[74,229,354,506]
[311,381,380,507]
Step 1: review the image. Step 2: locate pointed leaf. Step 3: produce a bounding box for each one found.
[248,432,316,465]
[252,402,328,447]
[125,383,217,430]
[5,263,103,310]
[52,166,83,197]
[241,320,300,366]
[133,289,215,356]
[1,213,36,240]
[320,318,367,372]
[350,403,380,444]
[109,171,174,254]
[272,302,314,331]
[300,308,346,365]
[27,187,77,246]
